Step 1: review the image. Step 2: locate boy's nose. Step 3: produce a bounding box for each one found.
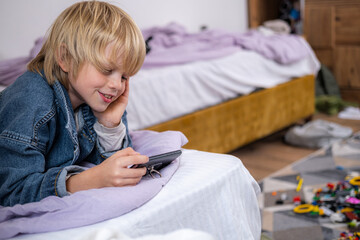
[108,78,123,90]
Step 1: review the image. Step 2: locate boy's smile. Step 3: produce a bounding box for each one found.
[98,91,116,103]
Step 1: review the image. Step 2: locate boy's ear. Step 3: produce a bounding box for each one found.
[56,44,70,73]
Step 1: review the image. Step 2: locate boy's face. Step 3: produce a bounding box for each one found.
[66,48,128,112]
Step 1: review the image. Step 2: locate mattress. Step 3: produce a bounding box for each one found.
[127,49,320,130]
[11,149,261,240]
[147,75,315,153]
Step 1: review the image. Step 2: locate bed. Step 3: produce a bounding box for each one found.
[144,75,314,153]
[126,24,319,153]
[0,23,319,240]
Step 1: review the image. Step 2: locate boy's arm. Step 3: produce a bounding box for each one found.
[93,110,132,159]
[91,79,132,157]
[94,120,126,152]
[0,137,85,206]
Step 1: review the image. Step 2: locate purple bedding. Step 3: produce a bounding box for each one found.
[0,23,312,87]
[142,22,312,68]
[0,38,43,86]
[0,130,188,239]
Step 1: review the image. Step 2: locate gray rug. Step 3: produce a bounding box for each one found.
[259,132,360,240]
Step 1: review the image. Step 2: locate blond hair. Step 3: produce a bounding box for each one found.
[28,1,146,88]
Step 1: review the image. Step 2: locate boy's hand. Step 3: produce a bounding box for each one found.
[93,79,130,128]
[66,147,149,193]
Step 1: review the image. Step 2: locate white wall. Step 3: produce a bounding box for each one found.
[0,0,248,61]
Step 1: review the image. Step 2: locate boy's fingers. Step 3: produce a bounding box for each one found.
[123,79,130,97]
[120,155,149,167]
[112,147,138,157]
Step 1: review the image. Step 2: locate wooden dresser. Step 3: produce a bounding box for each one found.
[304,0,360,104]
[248,0,360,104]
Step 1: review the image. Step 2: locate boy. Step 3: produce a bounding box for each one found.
[0,1,148,207]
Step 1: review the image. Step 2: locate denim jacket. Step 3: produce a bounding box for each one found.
[0,71,132,207]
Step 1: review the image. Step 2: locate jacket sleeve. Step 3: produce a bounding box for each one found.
[0,128,87,207]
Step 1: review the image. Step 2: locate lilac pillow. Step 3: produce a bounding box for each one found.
[131,130,188,156]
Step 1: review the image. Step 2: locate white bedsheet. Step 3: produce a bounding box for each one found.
[12,149,261,240]
[127,49,320,130]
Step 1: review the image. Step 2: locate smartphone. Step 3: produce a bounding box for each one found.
[135,149,182,170]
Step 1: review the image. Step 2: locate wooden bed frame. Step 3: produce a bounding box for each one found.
[146,75,315,153]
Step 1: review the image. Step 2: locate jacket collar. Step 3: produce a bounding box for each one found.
[52,80,80,160]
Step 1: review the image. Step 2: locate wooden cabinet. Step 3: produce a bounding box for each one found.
[248,0,360,104]
[248,0,282,28]
[304,6,333,48]
[304,0,360,104]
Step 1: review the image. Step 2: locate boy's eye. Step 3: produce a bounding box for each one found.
[122,76,128,81]
[103,69,113,75]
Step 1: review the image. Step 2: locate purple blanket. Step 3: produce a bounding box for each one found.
[0,23,312,87]
[0,37,43,86]
[142,22,311,68]
[0,130,188,239]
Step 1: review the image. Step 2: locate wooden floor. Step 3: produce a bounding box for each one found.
[229,113,360,181]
